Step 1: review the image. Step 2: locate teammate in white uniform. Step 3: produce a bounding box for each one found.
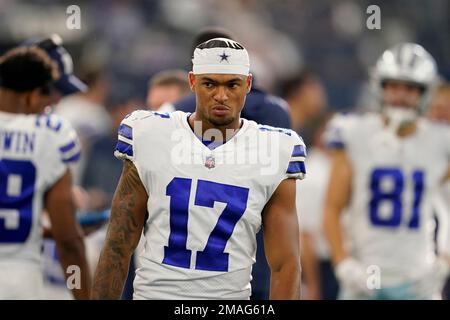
[323,43,450,299]
[92,38,306,300]
[0,47,90,299]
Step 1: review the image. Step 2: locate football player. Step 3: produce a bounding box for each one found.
[0,46,91,299]
[92,38,306,299]
[323,43,450,299]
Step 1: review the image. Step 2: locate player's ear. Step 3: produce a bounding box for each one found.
[188,72,196,92]
[246,73,253,93]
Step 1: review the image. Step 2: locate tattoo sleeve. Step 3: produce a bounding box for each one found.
[91,160,147,299]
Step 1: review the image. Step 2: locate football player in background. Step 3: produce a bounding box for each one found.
[146,69,190,112]
[427,82,450,299]
[0,46,91,299]
[323,43,450,299]
[296,113,339,300]
[92,38,306,299]
[22,34,97,300]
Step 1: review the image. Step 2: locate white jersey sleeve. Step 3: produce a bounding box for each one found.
[283,130,307,180]
[323,113,359,150]
[445,125,450,160]
[36,113,81,188]
[114,114,136,162]
[114,110,159,162]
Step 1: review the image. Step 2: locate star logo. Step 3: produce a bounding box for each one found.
[219,51,230,63]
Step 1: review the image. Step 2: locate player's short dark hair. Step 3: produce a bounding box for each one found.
[0,46,59,94]
[191,27,235,55]
[277,69,317,100]
[149,69,190,95]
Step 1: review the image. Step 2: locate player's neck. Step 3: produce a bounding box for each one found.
[0,90,26,114]
[188,112,242,142]
[396,123,417,137]
[382,116,418,138]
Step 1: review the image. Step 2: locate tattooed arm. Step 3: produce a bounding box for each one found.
[91,160,148,299]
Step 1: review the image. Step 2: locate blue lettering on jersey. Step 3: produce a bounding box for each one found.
[35,114,62,132]
[46,116,62,132]
[164,178,249,272]
[23,132,35,153]
[0,130,35,154]
[369,168,424,229]
[2,131,13,150]
[0,159,36,243]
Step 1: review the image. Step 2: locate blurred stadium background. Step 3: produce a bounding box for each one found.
[1,0,449,109]
[0,0,449,300]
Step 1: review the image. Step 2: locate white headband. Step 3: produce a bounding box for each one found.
[192,38,250,75]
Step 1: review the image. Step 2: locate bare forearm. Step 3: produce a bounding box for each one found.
[90,208,137,299]
[324,207,347,266]
[300,233,321,297]
[269,260,301,299]
[91,160,147,299]
[91,240,132,299]
[56,237,91,300]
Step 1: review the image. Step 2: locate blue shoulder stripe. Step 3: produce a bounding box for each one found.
[291,145,306,157]
[286,161,306,174]
[59,140,77,153]
[62,151,81,163]
[153,111,170,118]
[258,125,292,136]
[326,141,345,149]
[116,140,133,157]
[118,123,133,140]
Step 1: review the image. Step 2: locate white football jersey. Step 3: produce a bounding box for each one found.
[326,113,450,285]
[0,111,80,266]
[114,110,306,299]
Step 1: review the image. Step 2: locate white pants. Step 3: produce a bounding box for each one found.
[339,276,443,300]
[0,262,44,299]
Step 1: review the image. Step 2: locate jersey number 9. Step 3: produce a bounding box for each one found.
[0,159,36,243]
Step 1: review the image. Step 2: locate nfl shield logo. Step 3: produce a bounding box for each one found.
[204,155,215,169]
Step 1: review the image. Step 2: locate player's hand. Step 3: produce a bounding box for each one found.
[410,256,450,299]
[303,285,321,300]
[72,185,90,211]
[335,257,371,296]
[430,256,450,294]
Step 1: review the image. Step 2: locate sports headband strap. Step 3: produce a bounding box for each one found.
[192,38,250,75]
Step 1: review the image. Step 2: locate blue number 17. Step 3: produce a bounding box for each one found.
[163,178,249,272]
